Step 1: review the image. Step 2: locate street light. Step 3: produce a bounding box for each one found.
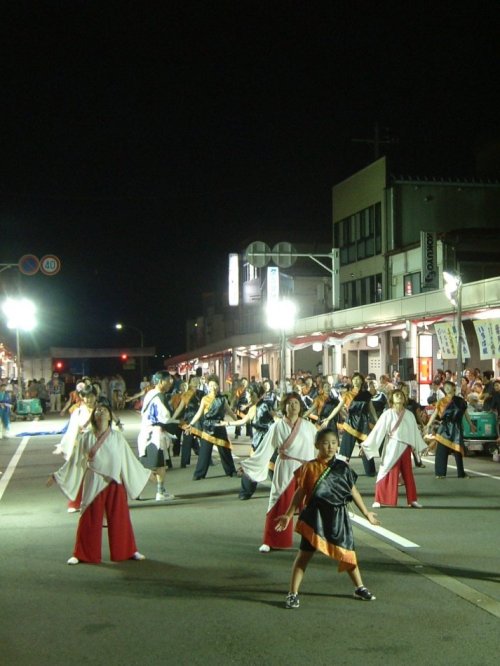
[2,297,37,399]
[115,322,145,378]
[266,299,297,396]
[443,271,463,375]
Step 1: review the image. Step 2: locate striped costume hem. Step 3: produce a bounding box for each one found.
[180,423,232,450]
[434,433,463,454]
[296,520,357,572]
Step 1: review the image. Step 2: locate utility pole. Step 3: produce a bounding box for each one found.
[352,122,398,160]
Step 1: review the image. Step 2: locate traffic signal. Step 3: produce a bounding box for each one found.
[121,353,128,361]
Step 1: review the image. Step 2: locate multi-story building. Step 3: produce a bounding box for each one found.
[167,157,500,398]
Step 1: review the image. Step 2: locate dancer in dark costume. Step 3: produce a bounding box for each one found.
[322,373,378,476]
[425,380,476,478]
[171,376,203,468]
[304,381,340,429]
[185,375,238,480]
[223,386,278,500]
[275,428,379,609]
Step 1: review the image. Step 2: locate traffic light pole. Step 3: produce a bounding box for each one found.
[245,245,340,310]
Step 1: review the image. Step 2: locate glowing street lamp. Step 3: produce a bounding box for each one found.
[2,297,37,399]
[115,322,145,377]
[266,298,297,395]
[443,271,463,374]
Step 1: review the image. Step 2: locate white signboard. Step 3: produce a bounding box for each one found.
[267,266,280,306]
[473,319,500,359]
[228,253,239,306]
[434,322,470,360]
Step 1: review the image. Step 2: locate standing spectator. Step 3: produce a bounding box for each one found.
[361,389,427,508]
[483,379,500,414]
[37,378,49,414]
[239,392,316,552]
[47,372,65,412]
[112,374,126,411]
[0,382,12,438]
[481,370,495,400]
[48,400,151,565]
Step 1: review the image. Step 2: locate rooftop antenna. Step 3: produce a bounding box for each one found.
[352,122,398,160]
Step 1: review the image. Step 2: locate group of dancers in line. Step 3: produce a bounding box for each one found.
[47,369,477,608]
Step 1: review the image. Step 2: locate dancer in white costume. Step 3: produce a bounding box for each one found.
[240,393,316,552]
[361,389,427,508]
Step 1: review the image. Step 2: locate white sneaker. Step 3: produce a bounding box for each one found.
[371,502,381,508]
[67,507,79,513]
[259,544,271,553]
[410,501,423,509]
[131,551,146,560]
[67,556,79,565]
[155,492,175,501]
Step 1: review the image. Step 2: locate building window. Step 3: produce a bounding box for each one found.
[336,203,382,266]
[342,273,383,308]
[404,272,421,296]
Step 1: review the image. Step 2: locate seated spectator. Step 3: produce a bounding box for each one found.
[466,393,482,412]
[427,379,445,405]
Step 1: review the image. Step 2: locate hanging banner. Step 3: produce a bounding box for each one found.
[493,319,500,356]
[434,322,470,360]
[473,319,500,359]
[434,322,455,359]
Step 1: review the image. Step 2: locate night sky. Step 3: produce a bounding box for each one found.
[1,1,499,359]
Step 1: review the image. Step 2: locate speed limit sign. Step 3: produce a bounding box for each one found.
[40,255,61,276]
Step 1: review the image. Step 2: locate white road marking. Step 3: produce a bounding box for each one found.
[0,436,30,502]
[350,512,421,548]
[359,530,500,620]
[421,456,500,481]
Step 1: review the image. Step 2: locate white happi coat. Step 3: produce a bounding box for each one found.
[54,429,151,513]
[361,408,427,482]
[137,389,172,457]
[59,404,93,460]
[241,417,316,512]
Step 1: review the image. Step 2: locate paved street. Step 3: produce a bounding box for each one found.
[1,411,499,666]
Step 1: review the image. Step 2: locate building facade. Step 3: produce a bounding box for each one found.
[166,157,500,398]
